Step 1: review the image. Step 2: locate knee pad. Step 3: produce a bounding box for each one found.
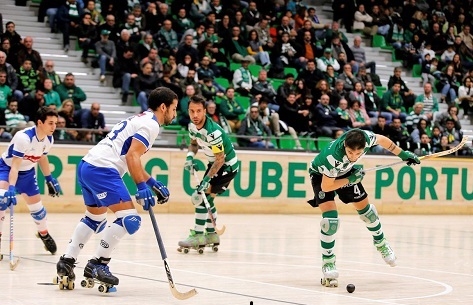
[320,218,340,235]
[81,215,107,233]
[115,214,142,235]
[359,204,379,224]
[31,207,47,221]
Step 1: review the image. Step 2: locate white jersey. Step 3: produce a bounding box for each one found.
[1,126,53,172]
[83,111,160,176]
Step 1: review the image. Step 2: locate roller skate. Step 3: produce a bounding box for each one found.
[81,257,118,293]
[54,256,76,290]
[177,230,206,254]
[205,232,220,252]
[37,232,57,254]
[321,256,339,287]
[375,238,397,267]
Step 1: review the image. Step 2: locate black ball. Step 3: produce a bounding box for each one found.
[346,284,355,293]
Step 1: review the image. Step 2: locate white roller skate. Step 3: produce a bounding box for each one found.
[81,257,118,293]
[375,238,397,267]
[321,256,339,287]
[54,256,76,290]
[177,230,206,254]
[205,232,220,252]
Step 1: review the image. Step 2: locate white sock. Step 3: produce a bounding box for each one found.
[94,222,126,259]
[27,201,48,233]
[64,212,107,260]
[0,210,5,236]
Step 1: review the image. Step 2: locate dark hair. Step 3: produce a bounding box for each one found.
[148,87,178,110]
[344,129,366,150]
[36,106,58,125]
[188,94,206,109]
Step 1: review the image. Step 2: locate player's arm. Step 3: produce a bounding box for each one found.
[8,156,22,187]
[184,139,199,173]
[321,174,352,192]
[126,139,151,184]
[376,134,420,165]
[127,139,170,208]
[206,151,225,178]
[38,155,62,197]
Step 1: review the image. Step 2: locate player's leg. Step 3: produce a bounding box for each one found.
[16,168,57,254]
[309,174,339,284]
[79,162,134,286]
[0,162,13,248]
[352,197,396,267]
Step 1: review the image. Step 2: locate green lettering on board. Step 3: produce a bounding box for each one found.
[234,161,256,197]
[261,162,282,197]
[419,167,438,200]
[441,167,458,200]
[287,162,306,198]
[397,167,416,200]
[374,168,394,199]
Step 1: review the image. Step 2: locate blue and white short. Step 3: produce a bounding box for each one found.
[0,159,39,196]
[77,160,132,207]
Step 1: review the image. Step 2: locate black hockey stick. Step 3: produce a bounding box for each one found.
[148,208,197,300]
[192,171,226,235]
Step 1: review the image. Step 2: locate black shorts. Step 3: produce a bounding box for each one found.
[204,163,238,194]
[309,169,368,206]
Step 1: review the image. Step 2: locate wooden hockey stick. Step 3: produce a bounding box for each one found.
[363,136,469,173]
[192,171,226,236]
[9,207,19,270]
[148,208,197,300]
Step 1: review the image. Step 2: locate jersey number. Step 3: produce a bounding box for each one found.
[107,121,128,140]
[353,185,361,196]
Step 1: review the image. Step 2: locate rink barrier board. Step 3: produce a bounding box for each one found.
[3,144,473,215]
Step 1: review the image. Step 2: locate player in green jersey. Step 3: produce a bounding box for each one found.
[179,95,239,252]
[308,128,420,287]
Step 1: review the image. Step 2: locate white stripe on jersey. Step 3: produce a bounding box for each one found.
[83,111,160,177]
[1,126,53,171]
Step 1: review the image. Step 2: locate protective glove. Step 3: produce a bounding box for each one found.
[347,166,365,184]
[45,175,62,197]
[184,156,198,175]
[135,182,155,211]
[398,150,421,166]
[190,190,203,207]
[4,185,17,207]
[196,176,211,194]
[146,177,170,205]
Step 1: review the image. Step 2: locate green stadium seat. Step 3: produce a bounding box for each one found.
[248,64,263,77]
[278,135,296,150]
[216,61,227,67]
[376,86,387,97]
[163,125,183,131]
[176,129,190,146]
[316,137,333,151]
[230,62,241,71]
[412,64,422,78]
[235,95,251,110]
[283,67,298,79]
[372,35,386,48]
[271,78,285,90]
[215,77,229,89]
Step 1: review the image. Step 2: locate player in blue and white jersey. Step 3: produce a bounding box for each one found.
[56,87,178,289]
[0,106,62,255]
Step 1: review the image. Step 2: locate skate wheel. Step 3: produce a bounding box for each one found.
[198,248,204,254]
[53,277,59,285]
[212,246,218,252]
[59,282,64,290]
[0,254,3,261]
[177,247,182,252]
[87,278,95,288]
[81,280,87,288]
[98,285,106,293]
[61,276,69,285]
[108,286,117,293]
[183,248,189,254]
[68,281,75,290]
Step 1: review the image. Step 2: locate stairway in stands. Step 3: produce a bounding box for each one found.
[0,0,140,129]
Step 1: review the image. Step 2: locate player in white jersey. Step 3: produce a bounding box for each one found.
[0,107,61,255]
[56,87,178,291]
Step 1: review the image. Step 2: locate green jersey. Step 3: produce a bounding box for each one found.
[188,115,238,169]
[309,129,377,178]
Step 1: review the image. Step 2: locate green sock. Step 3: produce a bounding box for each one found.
[321,210,338,260]
[357,204,384,242]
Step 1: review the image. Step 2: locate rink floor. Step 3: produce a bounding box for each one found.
[1,213,472,305]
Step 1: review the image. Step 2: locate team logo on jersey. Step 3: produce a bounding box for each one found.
[318,191,325,199]
[23,155,41,163]
[100,240,109,248]
[96,192,108,200]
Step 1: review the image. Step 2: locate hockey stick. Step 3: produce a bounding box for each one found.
[363,136,469,173]
[148,208,197,300]
[9,207,19,270]
[192,171,226,236]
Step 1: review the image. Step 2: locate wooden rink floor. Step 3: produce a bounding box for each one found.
[1,213,472,305]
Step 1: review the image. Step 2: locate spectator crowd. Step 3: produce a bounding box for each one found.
[1,0,471,154]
